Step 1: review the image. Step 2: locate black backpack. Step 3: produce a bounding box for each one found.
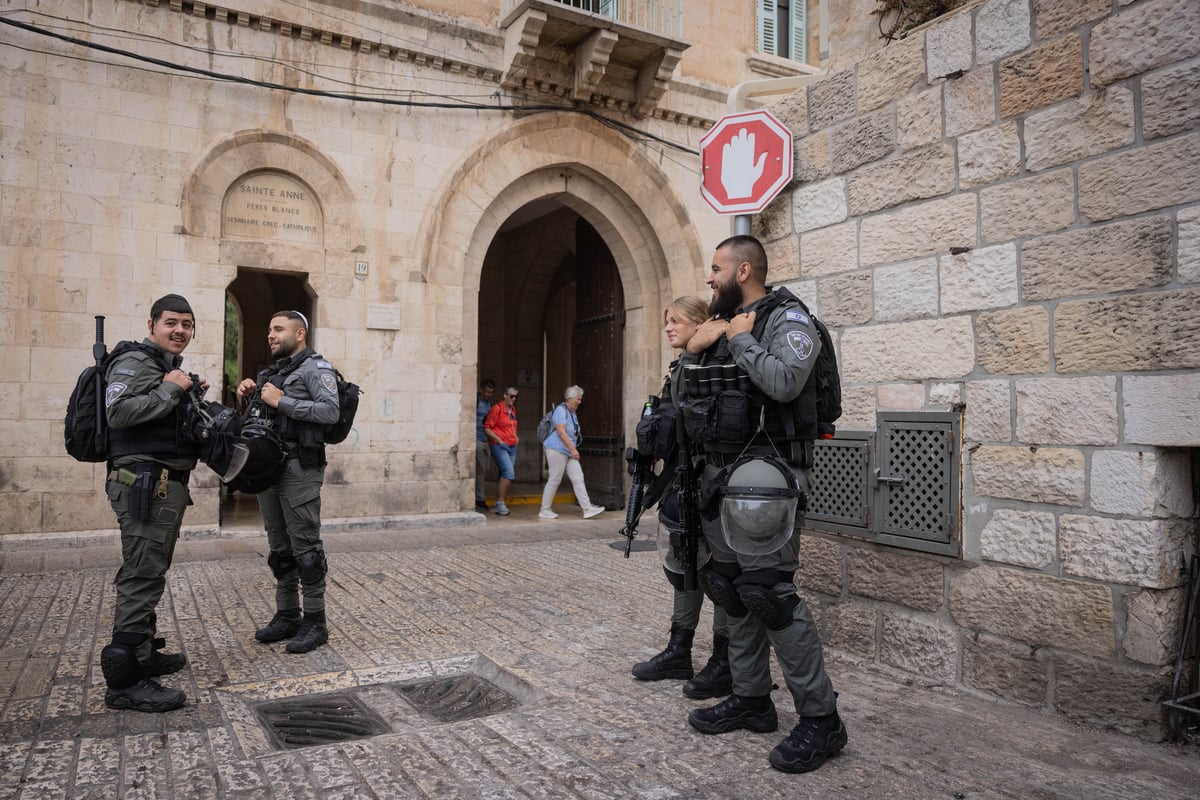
[64,319,165,462]
[793,295,842,438]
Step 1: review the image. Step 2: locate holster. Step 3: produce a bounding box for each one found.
[127,467,156,521]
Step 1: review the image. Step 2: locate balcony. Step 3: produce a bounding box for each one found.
[499,0,689,117]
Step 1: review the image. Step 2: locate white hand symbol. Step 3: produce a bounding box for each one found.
[720,128,767,199]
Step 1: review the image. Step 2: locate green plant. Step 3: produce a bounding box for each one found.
[873,0,972,41]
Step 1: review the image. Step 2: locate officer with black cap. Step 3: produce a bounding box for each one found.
[237,310,339,653]
[100,293,205,712]
[679,235,847,774]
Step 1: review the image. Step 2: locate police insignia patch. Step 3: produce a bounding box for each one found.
[785,309,810,325]
[320,373,337,393]
[113,368,136,377]
[787,331,814,360]
[105,382,127,408]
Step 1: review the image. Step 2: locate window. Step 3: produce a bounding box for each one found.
[806,412,962,557]
[757,0,806,62]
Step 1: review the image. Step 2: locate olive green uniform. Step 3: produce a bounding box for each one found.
[104,339,196,666]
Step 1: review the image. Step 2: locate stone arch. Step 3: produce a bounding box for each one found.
[419,112,705,498]
[180,129,359,254]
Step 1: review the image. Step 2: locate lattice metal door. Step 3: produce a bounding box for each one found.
[874,414,958,550]
[808,431,871,530]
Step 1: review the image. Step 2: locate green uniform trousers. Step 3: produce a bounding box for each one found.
[257,458,326,615]
[671,586,730,637]
[107,477,189,665]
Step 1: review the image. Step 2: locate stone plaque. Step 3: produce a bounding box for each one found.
[223,172,321,244]
[367,303,401,330]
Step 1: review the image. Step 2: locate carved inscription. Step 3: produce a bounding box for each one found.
[223,172,321,244]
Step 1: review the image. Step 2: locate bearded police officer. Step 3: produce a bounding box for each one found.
[237,311,339,653]
[679,236,847,773]
[100,294,205,712]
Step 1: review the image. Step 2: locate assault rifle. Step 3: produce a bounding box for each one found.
[673,396,703,591]
[621,395,660,557]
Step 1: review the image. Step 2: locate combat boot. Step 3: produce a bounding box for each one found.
[768,709,848,773]
[101,643,186,713]
[255,610,301,643]
[682,633,732,699]
[147,637,187,676]
[632,625,694,681]
[286,612,329,653]
[688,693,777,734]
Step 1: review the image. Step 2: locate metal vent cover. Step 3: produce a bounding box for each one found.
[809,432,870,528]
[877,418,955,545]
[256,691,390,750]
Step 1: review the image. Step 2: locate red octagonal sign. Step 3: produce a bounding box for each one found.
[699,109,794,215]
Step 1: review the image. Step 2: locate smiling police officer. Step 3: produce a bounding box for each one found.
[237,310,339,654]
[100,293,205,713]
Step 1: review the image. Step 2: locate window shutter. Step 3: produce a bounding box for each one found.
[790,0,807,62]
[757,0,777,55]
[597,0,618,19]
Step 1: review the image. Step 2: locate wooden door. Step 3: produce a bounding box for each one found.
[573,219,625,508]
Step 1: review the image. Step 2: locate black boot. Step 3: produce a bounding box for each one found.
[632,625,695,681]
[286,611,329,654]
[688,693,778,735]
[682,634,732,699]
[769,709,848,773]
[255,610,301,643]
[101,643,186,713]
[146,637,187,676]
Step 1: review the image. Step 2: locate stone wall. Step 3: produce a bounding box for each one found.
[762,0,1200,737]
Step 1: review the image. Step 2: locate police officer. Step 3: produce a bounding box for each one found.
[100,294,205,712]
[237,310,340,653]
[680,236,847,773]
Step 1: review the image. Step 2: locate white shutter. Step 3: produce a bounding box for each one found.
[597,0,618,20]
[790,0,807,62]
[757,0,777,55]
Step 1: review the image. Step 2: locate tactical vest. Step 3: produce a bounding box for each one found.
[696,288,819,460]
[246,349,327,463]
[107,346,201,462]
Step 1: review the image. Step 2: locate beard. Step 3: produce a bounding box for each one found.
[708,278,744,320]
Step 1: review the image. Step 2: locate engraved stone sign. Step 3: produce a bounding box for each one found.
[223,172,322,244]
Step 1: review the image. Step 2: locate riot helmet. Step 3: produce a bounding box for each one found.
[225,423,287,493]
[718,455,801,555]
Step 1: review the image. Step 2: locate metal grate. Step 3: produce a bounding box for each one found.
[877,422,953,543]
[256,691,390,750]
[398,674,518,722]
[806,413,960,557]
[809,433,870,528]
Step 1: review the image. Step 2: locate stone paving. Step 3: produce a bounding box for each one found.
[1,510,1197,799]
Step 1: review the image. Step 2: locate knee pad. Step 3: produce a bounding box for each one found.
[296,548,327,584]
[267,550,298,580]
[701,563,748,617]
[735,579,801,631]
[100,643,143,690]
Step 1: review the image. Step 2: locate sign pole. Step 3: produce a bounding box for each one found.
[733,214,751,236]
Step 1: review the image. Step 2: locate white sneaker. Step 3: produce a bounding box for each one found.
[583,506,604,519]
[537,509,558,519]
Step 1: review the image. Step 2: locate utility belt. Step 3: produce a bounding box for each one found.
[108,463,190,522]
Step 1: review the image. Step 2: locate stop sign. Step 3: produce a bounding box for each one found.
[699,110,794,215]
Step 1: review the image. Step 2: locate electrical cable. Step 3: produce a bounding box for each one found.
[0,13,699,157]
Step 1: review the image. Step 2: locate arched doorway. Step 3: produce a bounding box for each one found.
[478,207,626,508]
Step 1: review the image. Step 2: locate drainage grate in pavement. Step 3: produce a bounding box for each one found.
[249,672,521,750]
[398,673,518,722]
[256,691,390,750]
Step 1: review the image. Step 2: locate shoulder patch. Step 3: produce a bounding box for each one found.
[105,382,128,408]
[113,368,137,377]
[785,309,811,325]
[320,373,338,393]
[315,360,333,370]
[786,331,815,361]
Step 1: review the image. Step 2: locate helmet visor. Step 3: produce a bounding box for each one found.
[656,522,712,574]
[719,492,797,555]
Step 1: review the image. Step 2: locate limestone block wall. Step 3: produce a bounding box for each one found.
[760,0,1200,737]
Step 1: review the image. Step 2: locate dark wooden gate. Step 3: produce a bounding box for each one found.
[573,219,625,508]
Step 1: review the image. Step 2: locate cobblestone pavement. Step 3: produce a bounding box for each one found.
[1,511,1197,799]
